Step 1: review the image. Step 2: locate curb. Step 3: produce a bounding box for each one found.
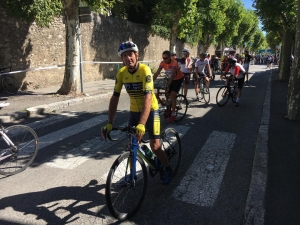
[0,92,112,122]
[243,69,272,224]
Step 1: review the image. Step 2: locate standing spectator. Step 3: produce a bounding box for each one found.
[243,50,252,82]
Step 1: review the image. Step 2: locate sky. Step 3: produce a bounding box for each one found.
[242,0,254,10]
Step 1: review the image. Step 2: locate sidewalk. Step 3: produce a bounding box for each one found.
[264,69,300,224]
[0,79,115,122]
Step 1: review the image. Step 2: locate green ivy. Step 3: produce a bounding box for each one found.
[2,0,62,27]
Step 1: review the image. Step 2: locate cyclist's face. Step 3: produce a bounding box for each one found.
[200,57,205,61]
[121,51,138,68]
[163,54,171,63]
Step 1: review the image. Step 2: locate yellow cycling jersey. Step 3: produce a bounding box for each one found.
[113,63,159,112]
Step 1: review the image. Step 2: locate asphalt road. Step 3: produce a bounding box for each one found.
[0,65,271,225]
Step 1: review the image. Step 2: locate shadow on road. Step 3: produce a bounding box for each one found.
[0,180,108,224]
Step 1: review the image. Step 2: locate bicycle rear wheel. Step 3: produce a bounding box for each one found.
[174,94,188,122]
[0,125,39,176]
[105,152,147,221]
[231,86,238,103]
[2,75,19,95]
[160,128,182,176]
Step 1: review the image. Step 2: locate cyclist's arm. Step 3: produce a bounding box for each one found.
[153,67,162,80]
[108,71,123,124]
[205,64,211,77]
[138,93,152,125]
[108,96,119,124]
[195,67,199,78]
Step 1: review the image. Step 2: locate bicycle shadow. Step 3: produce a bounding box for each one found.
[0,180,109,224]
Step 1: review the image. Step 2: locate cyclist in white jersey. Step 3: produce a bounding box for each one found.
[179,48,192,97]
[194,52,211,100]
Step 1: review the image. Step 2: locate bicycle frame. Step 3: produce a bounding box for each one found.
[109,127,159,186]
[0,129,16,161]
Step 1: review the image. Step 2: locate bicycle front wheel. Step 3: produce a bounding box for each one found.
[174,94,188,122]
[201,85,210,104]
[160,128,182,176]
[0,125,39,176]
[216,86,230,106]
[105,152,147,221]
[2,75,19,95]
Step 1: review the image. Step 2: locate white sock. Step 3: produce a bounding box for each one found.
[236,98,239,102]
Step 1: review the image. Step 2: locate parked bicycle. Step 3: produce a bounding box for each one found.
[198,75,210,104]
[154,73,188,122]
[0,67,19,95]
[105,126,181,221]
[0,102,39,176]
[216,75,238,106]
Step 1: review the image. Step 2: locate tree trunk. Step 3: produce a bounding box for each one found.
[287,0,300,120]
[57,0,81,95]
[169,9,181,52]
[279,30,292,81]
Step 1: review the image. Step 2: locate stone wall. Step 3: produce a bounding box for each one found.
[0,9,215,90]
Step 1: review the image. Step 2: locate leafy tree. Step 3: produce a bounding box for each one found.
[251,29,267,53]
[215,0,244,53]
[253,0,297,81]
[192,0,228,52]
[287,0,300,120]
[151,0,198,51]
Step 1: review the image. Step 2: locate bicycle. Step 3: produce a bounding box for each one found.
[105,126,181,221]
[154,73,188,122]
[198,75,210,104]
[0,102,39,176]
[216,75,238,106]
[0,67,19,95]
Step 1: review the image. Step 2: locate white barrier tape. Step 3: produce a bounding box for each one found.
[0,60,160,75]
[82,60,160,64]
[0,64,65,75]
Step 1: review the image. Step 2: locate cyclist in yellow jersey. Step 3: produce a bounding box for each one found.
[101,41,172,185]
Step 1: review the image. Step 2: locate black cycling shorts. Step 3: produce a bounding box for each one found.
[128,110,160,139]
[236,77,245,88]
[168,78,183,93]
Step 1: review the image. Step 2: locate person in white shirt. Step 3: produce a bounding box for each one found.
[179,48,193,97]
[194,52,211,101]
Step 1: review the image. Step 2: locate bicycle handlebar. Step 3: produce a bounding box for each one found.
[105,126,136,141]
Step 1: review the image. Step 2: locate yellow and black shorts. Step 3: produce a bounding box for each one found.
[128,110,160,139]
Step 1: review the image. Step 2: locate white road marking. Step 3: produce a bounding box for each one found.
[173,131,236,207]
[45,122,128,169]
[38,114,107,150]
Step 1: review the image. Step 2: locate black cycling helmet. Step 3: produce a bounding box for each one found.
[200,52,208,58]
[228,57,237,64]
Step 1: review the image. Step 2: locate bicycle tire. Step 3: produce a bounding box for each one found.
[160,128,182,176]
[105,152,147,221]
[0,125,39,175]
[231,86,238,103]
[216,86,230,106]
[2,75,19,95]
[202,86,210,104]
[174,94,188,122]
